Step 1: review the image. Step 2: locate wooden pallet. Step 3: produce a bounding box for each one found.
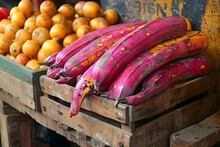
[170,111,220,147]
[0,55,46,110]
[39,73,217,146]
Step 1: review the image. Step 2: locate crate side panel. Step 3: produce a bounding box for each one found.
[130,94,217,146]
[40,75,129,124]
[0,70,35,109]
[40,96,132,147]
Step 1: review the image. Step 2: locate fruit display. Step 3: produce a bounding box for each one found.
[42,15,211,116]
[0,0,212,117]
[0,0,119,71]
[106,31,208,101]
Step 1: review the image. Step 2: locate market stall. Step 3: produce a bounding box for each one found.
[0,0,219,147]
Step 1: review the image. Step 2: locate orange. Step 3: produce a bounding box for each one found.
[90,17,109,30]
[103,9,118,25]
[0,33,12,55]
[82,1,102,19]
[50,23,67,40]
[63,33,78,47]
[72,17,89,32]
[66,20,73,35]
[4,23,20,39]
[38,39,61,62]
[11,12,26,28]
[24,16,37,33]
[9,41,23,57]
[41,39,62,53]
[76,25,92,38]
[58,4,75,20]
[37,49,51,63]
[25,59,40,70]
[40,1,57,18]
[51,13,67,25]
[18,0,33,18]
[15,53,29,65]
[15,29,32,44]
[74,1,86,17]
[36,14,52,29]
[0,19,11,33]
[10,6,20,18]
[22,40,41,58]
[32,27,50,45]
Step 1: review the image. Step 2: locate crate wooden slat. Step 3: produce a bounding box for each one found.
[170,111,220,147]
[0,55,46,110]
[40,92,217,146]
[40,73,215,127]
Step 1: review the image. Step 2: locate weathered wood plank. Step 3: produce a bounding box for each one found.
[129,94,217,146]
[170,111,220,147]
[40,75,129,124]
[0,70,36,109]
[40,95,132,147]
[129,74,215,122]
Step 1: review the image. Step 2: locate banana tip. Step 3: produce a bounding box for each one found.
[70,110,77,117]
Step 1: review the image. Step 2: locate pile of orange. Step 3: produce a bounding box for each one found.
[0,0,119,70]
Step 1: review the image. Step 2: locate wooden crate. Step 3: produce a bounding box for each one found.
[170,111,220,147]
[0,55,46,110]
[39,74,217,146]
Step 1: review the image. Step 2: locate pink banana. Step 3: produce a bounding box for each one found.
[56,76,76,86]
[92,16,188,92]
[70,64,97,116]
[106,31,208,101]
[52,21,146,68]
[58,22,146,78]
[46,67,62,79]
[125,54,212,105]
[38,51,59,66]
